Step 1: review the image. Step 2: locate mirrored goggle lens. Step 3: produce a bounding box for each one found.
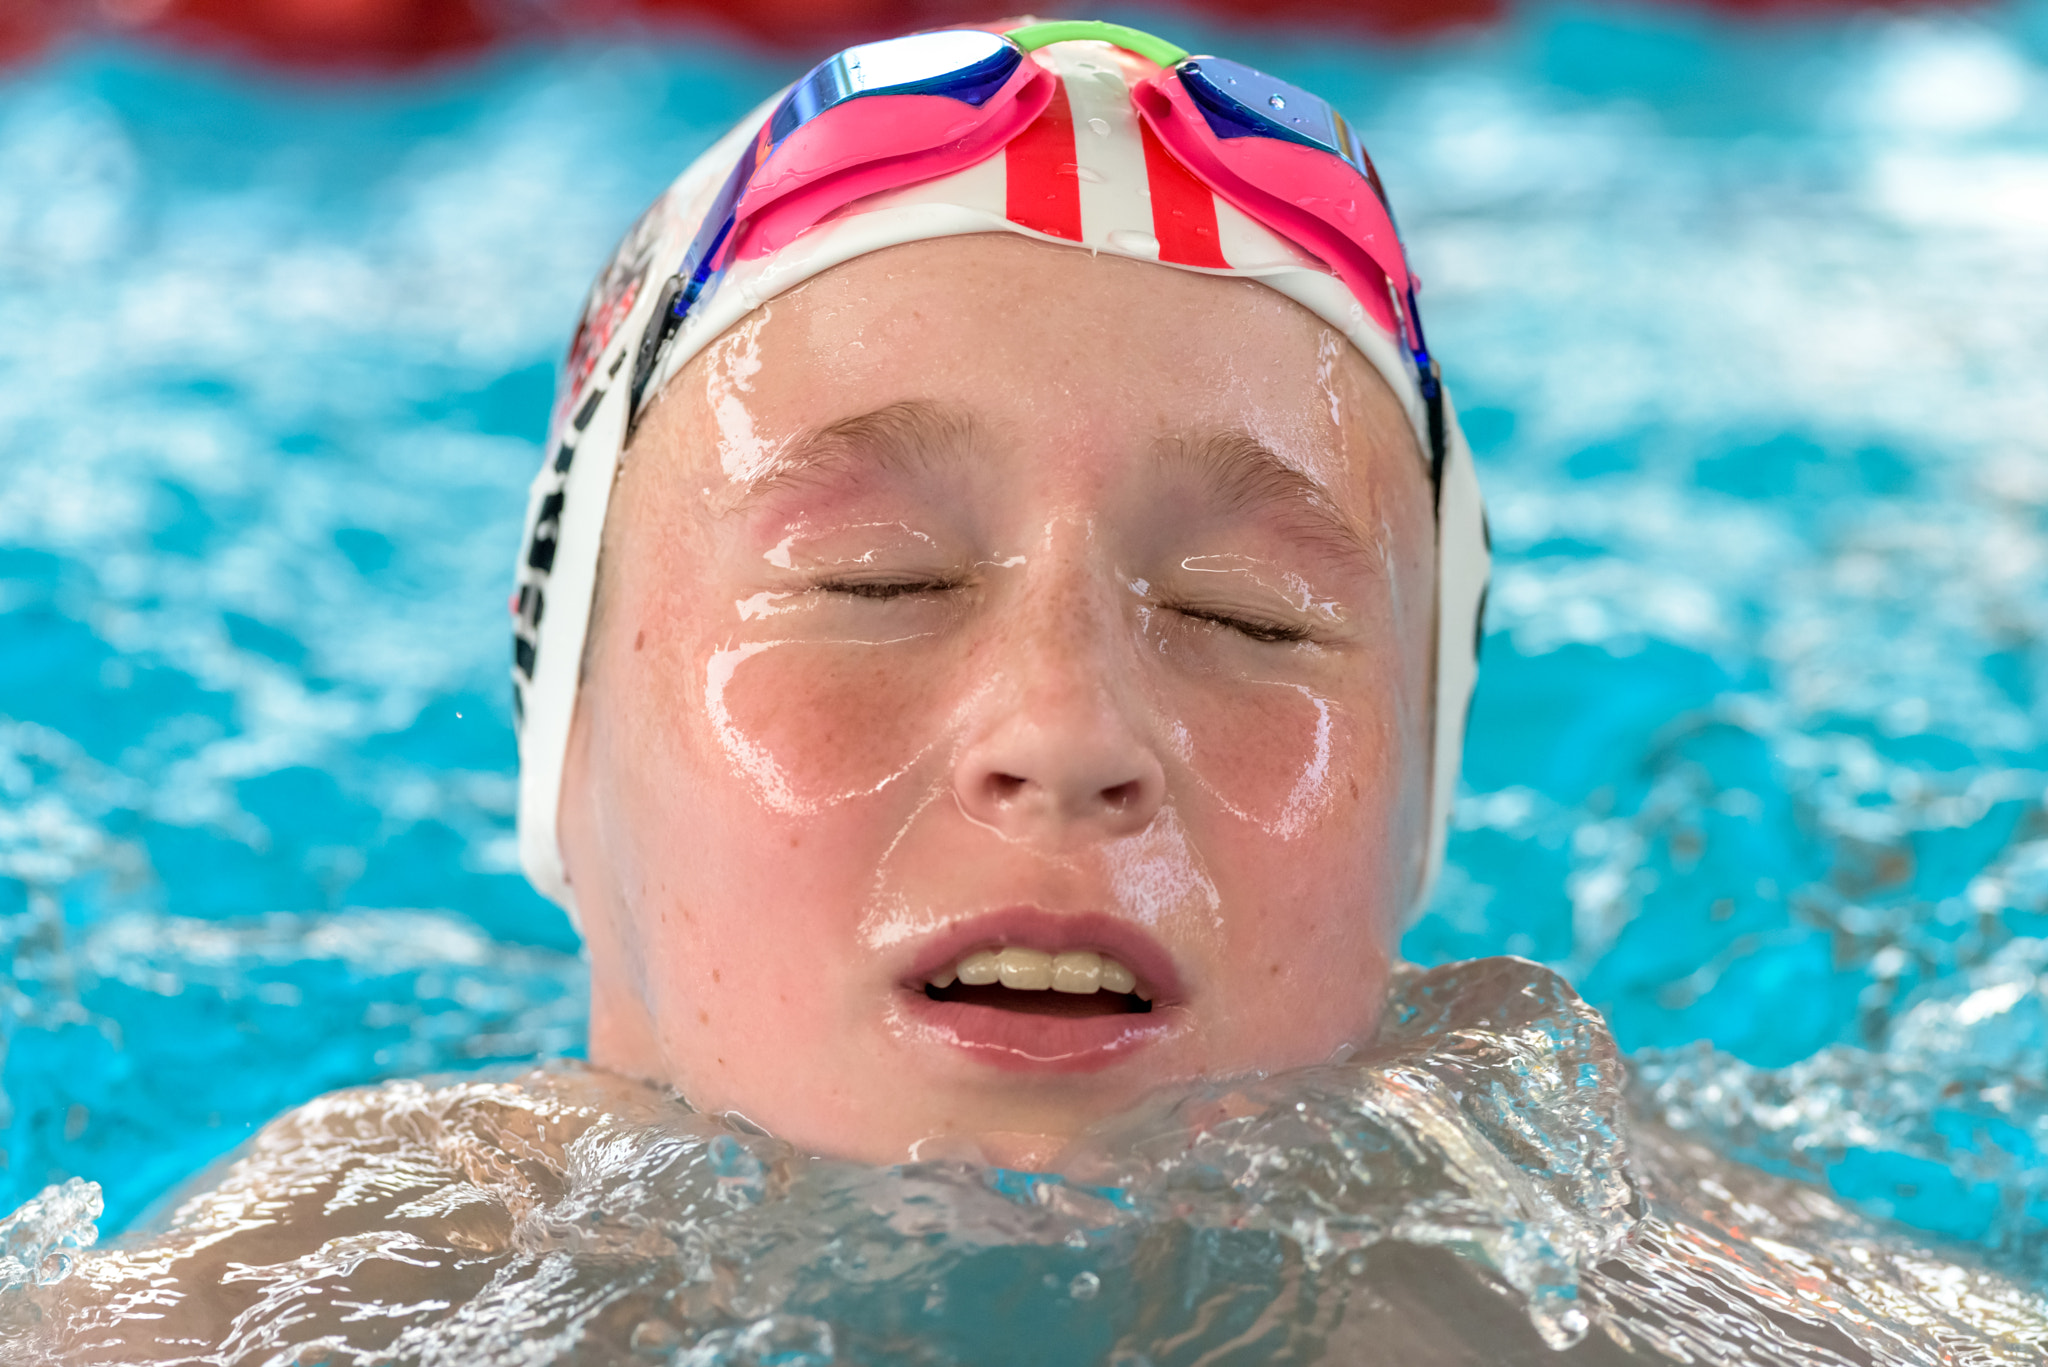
[776,30,1022,138]
[1177,56,1375,181]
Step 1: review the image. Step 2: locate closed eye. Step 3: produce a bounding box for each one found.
[814,577,961,600]
[1169,604,1311,644]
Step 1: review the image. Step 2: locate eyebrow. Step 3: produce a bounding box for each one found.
[1159,430,1376,564]
[720,400,981,516]
[719,405,1377,563]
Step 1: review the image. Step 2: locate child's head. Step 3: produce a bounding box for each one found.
[511,23,1488,1165]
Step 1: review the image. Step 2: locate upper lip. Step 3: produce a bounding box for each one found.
[900,907,1186,1003]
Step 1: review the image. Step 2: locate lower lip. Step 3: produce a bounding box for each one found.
[896,989,1180,1072]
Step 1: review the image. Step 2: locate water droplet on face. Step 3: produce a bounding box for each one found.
[1087,116,1112,137]
[1104,228,1160,259]
[1268,94,1287,110]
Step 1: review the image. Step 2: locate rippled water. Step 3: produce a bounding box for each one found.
[8,958,2048,1363]
[1,0,2046,1357]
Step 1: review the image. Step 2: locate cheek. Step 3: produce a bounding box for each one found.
[1175,677,1350,839]
[1154,646,1423,1017]
[1170,680,1397,940]
[697,636,957,815]
[1161,658,1401,845]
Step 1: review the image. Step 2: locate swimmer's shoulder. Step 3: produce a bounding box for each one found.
[35,1063,662,1364]
[1587,1120,2048,1364]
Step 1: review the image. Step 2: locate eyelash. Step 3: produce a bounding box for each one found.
[1166,604,1312,644]
[814,580,1310,644]
[814,577,959,600]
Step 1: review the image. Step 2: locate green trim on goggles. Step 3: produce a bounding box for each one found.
[1003,20,1190,68]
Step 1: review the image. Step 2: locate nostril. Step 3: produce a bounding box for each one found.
[1099,779,1145,812]
[987,773,1028,804]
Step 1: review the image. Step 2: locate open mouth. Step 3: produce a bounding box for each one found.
[923,948,1154,1018]
[895,915,1182,1071]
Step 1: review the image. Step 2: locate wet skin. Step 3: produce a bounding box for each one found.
[559,233,1436,1166]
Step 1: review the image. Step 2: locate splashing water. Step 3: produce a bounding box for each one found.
[1635,934,2048,1271]
[1,0,2047,1356]
[0,1180,99,1295]
[8,959,2047,1363]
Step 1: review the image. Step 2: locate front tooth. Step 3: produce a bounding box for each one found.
[956,949,1000,986]
[1099,958,1137,995]
[1052,951,1103,994]
[996,947,1053,991]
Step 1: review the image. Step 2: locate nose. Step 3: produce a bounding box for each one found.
[951,619,1166,843]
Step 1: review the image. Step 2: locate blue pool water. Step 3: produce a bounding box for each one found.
[1,0,2045,1296]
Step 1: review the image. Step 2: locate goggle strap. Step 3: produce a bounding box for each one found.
[1403,282,1433,360]
[1388,282,1447,501]
[627,272,685,421]
[1426,359,1447,512]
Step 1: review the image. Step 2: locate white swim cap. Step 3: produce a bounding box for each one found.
[511,29,1489,928]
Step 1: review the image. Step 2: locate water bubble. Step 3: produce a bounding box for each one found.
[1069,1271,1101,1301]
[683,1315,835,1367]
[1087,117,1111,137]
[630,1319,684,1357]
[1104,228,1160,260]
[1268,94,1287,110]
[1530,1301,1591,1350]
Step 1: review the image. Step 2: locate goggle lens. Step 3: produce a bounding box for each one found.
[1177,57,1382,198]
[777,30,1022,136]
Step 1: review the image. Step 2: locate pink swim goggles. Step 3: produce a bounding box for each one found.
[624,19,1449,489]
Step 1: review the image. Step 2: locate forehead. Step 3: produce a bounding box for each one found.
[635,232,1422,509]
[784,236,1376,410]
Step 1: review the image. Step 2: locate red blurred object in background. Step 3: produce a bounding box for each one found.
[157,0,495,62]
[2,0,1941,69]
[608,0,1503,46]
[11,0,1504,72]
[3,0,69,64]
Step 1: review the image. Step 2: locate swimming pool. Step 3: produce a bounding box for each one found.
[1,0,2044,1303]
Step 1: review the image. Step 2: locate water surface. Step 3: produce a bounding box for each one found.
[0,0,2046,1334]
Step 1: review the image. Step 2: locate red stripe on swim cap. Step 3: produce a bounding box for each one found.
[1004,76,1083,242]
[1139,118,1226,269]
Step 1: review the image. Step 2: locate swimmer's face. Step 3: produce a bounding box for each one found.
[560,234,1434,1166]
